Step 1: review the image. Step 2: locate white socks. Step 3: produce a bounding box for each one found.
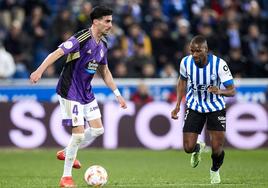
[63,133,84,177]
[79,127,104,148]
[62,127,104,177]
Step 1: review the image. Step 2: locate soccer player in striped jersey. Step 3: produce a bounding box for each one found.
[171,35,236,184]
[30,6,127,187]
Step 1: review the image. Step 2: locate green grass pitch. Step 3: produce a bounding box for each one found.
[0,149,267,187]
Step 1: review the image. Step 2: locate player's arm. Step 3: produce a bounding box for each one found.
[30,48,64,83]
[97,64,127,109]
[208,59,236,97]
[171,76,187,120]
[208,84,236,97]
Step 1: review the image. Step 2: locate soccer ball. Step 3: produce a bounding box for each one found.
[84,165,108,187]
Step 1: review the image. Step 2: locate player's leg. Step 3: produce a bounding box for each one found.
[79,99,104,148]
[56,95,83,169]
[60,125,85,187]
[183,109,206,167]
[208,131,225,184]
[183,132,198,153]
[57,96,85,187]
[63,125,85,176]
[207,109,226,184]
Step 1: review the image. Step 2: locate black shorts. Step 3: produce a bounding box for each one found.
[183,108,226,134]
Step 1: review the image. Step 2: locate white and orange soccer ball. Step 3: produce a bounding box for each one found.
[84,165,108,187]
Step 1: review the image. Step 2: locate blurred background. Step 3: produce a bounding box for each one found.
[0,0,267,150]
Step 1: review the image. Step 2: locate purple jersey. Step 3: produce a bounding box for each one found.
[56,29,108,104]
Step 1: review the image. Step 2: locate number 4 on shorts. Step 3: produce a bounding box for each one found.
[73,105,78,115]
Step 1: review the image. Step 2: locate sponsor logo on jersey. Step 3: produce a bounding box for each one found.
[85,60,98,74]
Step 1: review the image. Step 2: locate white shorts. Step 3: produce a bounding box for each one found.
[58,95,101,127]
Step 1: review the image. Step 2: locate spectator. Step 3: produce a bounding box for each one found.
[226,48,249,78]
[76,1,92,31]
[23,5,49,69]
[131,82,154,105]
[198,23,219,54]
[0,41,15,78]
[50,8,76,44]
[121,23,152,57]
[4,20,32,78]
[242,24,267,60]
[113,62,129,78]
[107,23,124,49]
[249,47,268,77]
[159,63,178,78]
[151,22,176,70]
[242,0,267,34]
[121,0,142,23]
[108,46,126,74]
[172,18,192,60]
[141,63,157,78]
[126,43,155,77]
[142,4,167,33]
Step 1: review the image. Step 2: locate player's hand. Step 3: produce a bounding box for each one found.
[171,106,180,120]
[208,86,220,95]
[30,70,42,84]
[116,95,127,109]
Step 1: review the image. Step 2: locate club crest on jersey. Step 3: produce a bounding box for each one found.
[87,49,92,54]
[85,60,98,74]
[210,74,216,81]
[73,117,78,124]
[100,49,104,58]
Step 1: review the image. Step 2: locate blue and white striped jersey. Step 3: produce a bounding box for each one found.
[180,54,234,113]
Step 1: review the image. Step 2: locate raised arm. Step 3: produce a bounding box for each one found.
[30,48,64,83]
[97,64,127,108]
[171,77,187,119]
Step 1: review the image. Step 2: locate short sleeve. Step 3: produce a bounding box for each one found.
[179,56,188,80]
[218,59,234,87]
[58,36,80,55]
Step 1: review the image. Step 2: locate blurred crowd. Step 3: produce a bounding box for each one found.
[0,0,268,80]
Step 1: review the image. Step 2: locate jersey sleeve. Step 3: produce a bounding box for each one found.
[58,36,80,55]
[179,56,187,80]
[218,59,234,87]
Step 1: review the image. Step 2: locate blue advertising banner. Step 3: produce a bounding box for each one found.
[0,78,267,103]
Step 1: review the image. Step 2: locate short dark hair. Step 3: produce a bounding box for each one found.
[90,6,113,22]
[191,35,207,45]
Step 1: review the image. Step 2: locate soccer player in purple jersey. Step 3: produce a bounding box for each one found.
[171,35,236,184]
[30,6,127,187]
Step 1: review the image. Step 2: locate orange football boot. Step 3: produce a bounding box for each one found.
[56,150,82,169]
[59,176,76,187]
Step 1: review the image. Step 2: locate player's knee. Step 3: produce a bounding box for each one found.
[184,145,195,153]
[91,127,104,137]
[183,142,196,153]
[71,133,85,145]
